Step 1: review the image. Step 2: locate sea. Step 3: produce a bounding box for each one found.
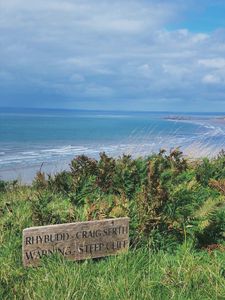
[0,108,225,183]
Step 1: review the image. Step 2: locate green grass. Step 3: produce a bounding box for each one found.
[1,244,224,300]
[0,150,225,299]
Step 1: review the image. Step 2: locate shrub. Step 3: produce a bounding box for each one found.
[196,151,225,185]
[96,152,116,193]
[48,171,75,194]
[5,149,223,250]
[33,171,48,189]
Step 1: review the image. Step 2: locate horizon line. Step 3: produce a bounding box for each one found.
[0,106,225,114]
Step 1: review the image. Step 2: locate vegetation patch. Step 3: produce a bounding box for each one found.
[0,149,224,299]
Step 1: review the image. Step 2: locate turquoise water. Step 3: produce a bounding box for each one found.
[0,108,225,181]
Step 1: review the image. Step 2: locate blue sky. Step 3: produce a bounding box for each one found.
[0,0,225,111]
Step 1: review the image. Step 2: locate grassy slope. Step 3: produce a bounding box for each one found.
[1,245,225,299]
[0,151,225,299]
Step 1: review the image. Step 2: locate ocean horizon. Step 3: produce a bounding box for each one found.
[0,107,225,183]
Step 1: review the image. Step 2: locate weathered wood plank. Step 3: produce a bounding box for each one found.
[22,217,129,267]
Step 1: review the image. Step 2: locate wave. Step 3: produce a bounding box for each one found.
[0,118,225,171]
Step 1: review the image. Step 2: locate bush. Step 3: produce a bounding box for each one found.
[28,149,225,249]
[196,151,225,185]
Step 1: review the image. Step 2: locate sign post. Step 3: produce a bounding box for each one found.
[22,217,129,267]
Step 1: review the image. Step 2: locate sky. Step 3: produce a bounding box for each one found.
[0,0,225,112]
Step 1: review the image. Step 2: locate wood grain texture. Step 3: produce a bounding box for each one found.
[22,217,129,267]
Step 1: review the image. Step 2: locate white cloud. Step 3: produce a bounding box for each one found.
[202,74,222,84]
[0,0,225,109]
[199,58,225,69]
[138,64,153,78]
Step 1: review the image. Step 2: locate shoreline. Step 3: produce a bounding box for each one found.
[0,160,70,184]
[1,113,225,184]
[1,147,224,184]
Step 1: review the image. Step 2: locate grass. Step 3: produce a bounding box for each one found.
[0,150,225,299]
[1,244,224,300]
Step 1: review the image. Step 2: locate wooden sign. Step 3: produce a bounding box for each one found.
[22,217,129,267]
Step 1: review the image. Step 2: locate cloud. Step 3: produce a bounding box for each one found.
[202,74,222,84]
[199,58,225,69]
[0,0,225,110]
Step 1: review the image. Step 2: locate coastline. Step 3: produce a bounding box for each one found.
[0,160,70,184]
[1,111,225,184]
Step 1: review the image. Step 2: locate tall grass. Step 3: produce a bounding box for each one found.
[1,244,224,300]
